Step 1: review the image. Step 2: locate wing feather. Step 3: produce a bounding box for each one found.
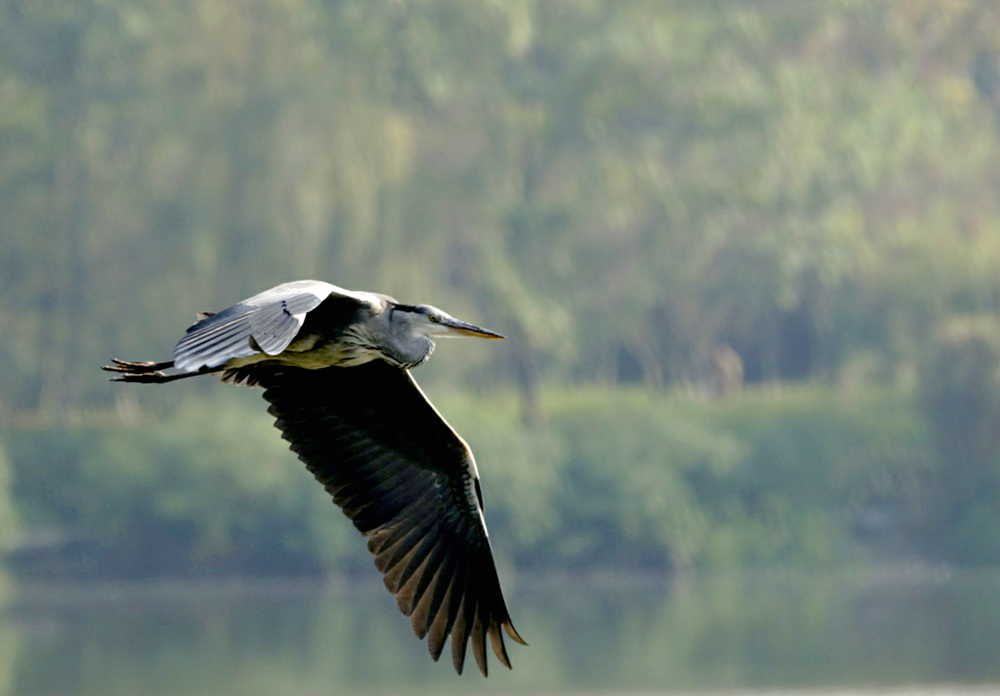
[410,550,450,637]
[471,599,488,677]
[254,361,523,676]
[405,537,450,617]
[173,280,377,371]
[375,508,439,578]
[424,553,461,660]
[450,583,473,673]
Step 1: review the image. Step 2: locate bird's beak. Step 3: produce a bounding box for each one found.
[441,318,505,340]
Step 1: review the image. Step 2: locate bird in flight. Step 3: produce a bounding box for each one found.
[103,279,525,676]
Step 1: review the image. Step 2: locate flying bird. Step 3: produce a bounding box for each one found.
[102,279,525,676]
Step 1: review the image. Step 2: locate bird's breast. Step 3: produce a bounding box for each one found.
[224,331,384,371]
[281,338,382,369]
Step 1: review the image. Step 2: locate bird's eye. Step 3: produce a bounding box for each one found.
[429,314,441,323]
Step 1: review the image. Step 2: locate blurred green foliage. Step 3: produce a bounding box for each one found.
[2,0,1000,573]
[917,316,1000,564]
[4,1,1000,410]
[3,386,930,577]
[5,394,361,578]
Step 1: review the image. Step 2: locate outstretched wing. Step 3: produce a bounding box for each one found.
[251,361,525,676]
[173,280,379,371]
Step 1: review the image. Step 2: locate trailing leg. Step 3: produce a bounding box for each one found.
[102,358,214,384]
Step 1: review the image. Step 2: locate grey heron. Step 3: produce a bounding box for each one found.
[102,279,525,676]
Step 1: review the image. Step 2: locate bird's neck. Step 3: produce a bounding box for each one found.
[383,330,435,369]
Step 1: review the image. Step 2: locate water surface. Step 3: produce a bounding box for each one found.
[3,568,999,695]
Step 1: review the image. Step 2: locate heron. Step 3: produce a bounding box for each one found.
[102,279,525,676]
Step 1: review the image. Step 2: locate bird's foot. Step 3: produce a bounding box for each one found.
[102,358,176,383]
[103,358,174,373]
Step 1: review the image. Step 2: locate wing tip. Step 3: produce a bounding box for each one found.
[503,617,528,646]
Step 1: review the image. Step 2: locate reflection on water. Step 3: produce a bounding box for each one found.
[2,569,1000,695]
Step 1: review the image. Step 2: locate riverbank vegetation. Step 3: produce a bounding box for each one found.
[1,377,985,578]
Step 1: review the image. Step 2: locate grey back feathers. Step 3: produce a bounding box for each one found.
[174,280,382,371]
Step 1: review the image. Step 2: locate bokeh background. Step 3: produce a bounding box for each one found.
[3,1,1000,694]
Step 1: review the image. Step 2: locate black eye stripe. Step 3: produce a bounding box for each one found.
[393,303,434,316]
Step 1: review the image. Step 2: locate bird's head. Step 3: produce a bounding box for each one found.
[391,304,505,341]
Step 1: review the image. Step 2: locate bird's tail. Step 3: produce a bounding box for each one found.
[102,358,210,384]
